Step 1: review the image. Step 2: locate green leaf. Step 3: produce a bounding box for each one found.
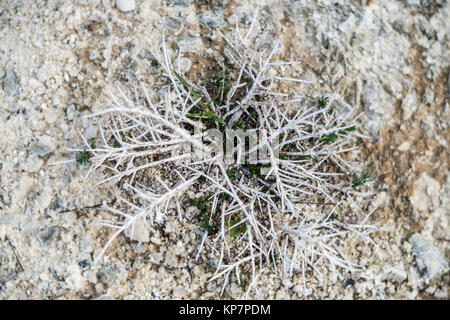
[318,96,329,108]
[76,150,91,165]
[321,133,337,143]
[352,171,369,188]
[175,73,205,109]
[205,111,223,124]
[226,169,237,180]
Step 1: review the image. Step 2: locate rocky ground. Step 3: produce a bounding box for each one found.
[0,0,448,299]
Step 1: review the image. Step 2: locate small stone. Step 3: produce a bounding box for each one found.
[179,57,192,73]
[44,108,58,124]
[38,226,57,244]
[89,50,100,61]
[410,173,440,213]
[433,288,448,299]
[206,281,217,292]
[84,125,97,140]
[164,221,174,233]
[124,218,150,242]
[185,206,198,220]
[66,265,85,290]
[116,0,135,12]
[410,234,448,279]
[29,135,55,157]
[164,16,182,31]
[176,34,203,53]
[95,283,105,293]
[343,278,355,287]
[173,286,187,297]
[3,70,19,96]
[197,11,226,29]
[169,0,192,6]
[380,261,407,282]
[78,259,90,269]
[99,265,123,286]
[150,236,162,245]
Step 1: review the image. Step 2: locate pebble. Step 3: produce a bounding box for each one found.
[84,125,97,140]
[44,108,58,124]
[124,218,150,243]
[410,234,448,279]
[116,0,135,12]
[206,281,217,292]
[29,135,56,157]
[164,221,174,233]
[3,70,19,96]
[380,262,407,282]
[173,286,188,297]
[150,236,162,245]
[38,226,57,244]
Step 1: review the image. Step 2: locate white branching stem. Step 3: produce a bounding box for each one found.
[70,9,377,299]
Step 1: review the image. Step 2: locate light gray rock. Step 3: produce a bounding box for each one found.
[124,218,150,243]
[169,0,192,6]
[38,226,57,245]
[176,34,203,53]
[29,135,55,157]
[206,281,217,292]
[99,265,123,286]
[164,221,174,233]
[185,205,198,220]
[173,286,187,297]
[410,234,448,279]
[164,16,183,31]
[84,125,97,140]
[3,70,19,96]
[380,261,408,282]
[197,11,226,30]
[116,0,135,12]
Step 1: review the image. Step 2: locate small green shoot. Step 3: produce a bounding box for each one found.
[270,252,279,266]
[352,172,369,188]
[176,72,224,133]
[318,96,329,108]
[321,133,337,143]
[76,150,91,165]
[232,121,245,130]
[113,139,121,148]
[191,195,212,213]
[226,169,237,180]
[328,213,339,221]
[248,164,262,178]
[220,193,231,201]
[225,217,247,237]
[197,213,215,235]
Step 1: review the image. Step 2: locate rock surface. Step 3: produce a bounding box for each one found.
[410,234,448,280]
